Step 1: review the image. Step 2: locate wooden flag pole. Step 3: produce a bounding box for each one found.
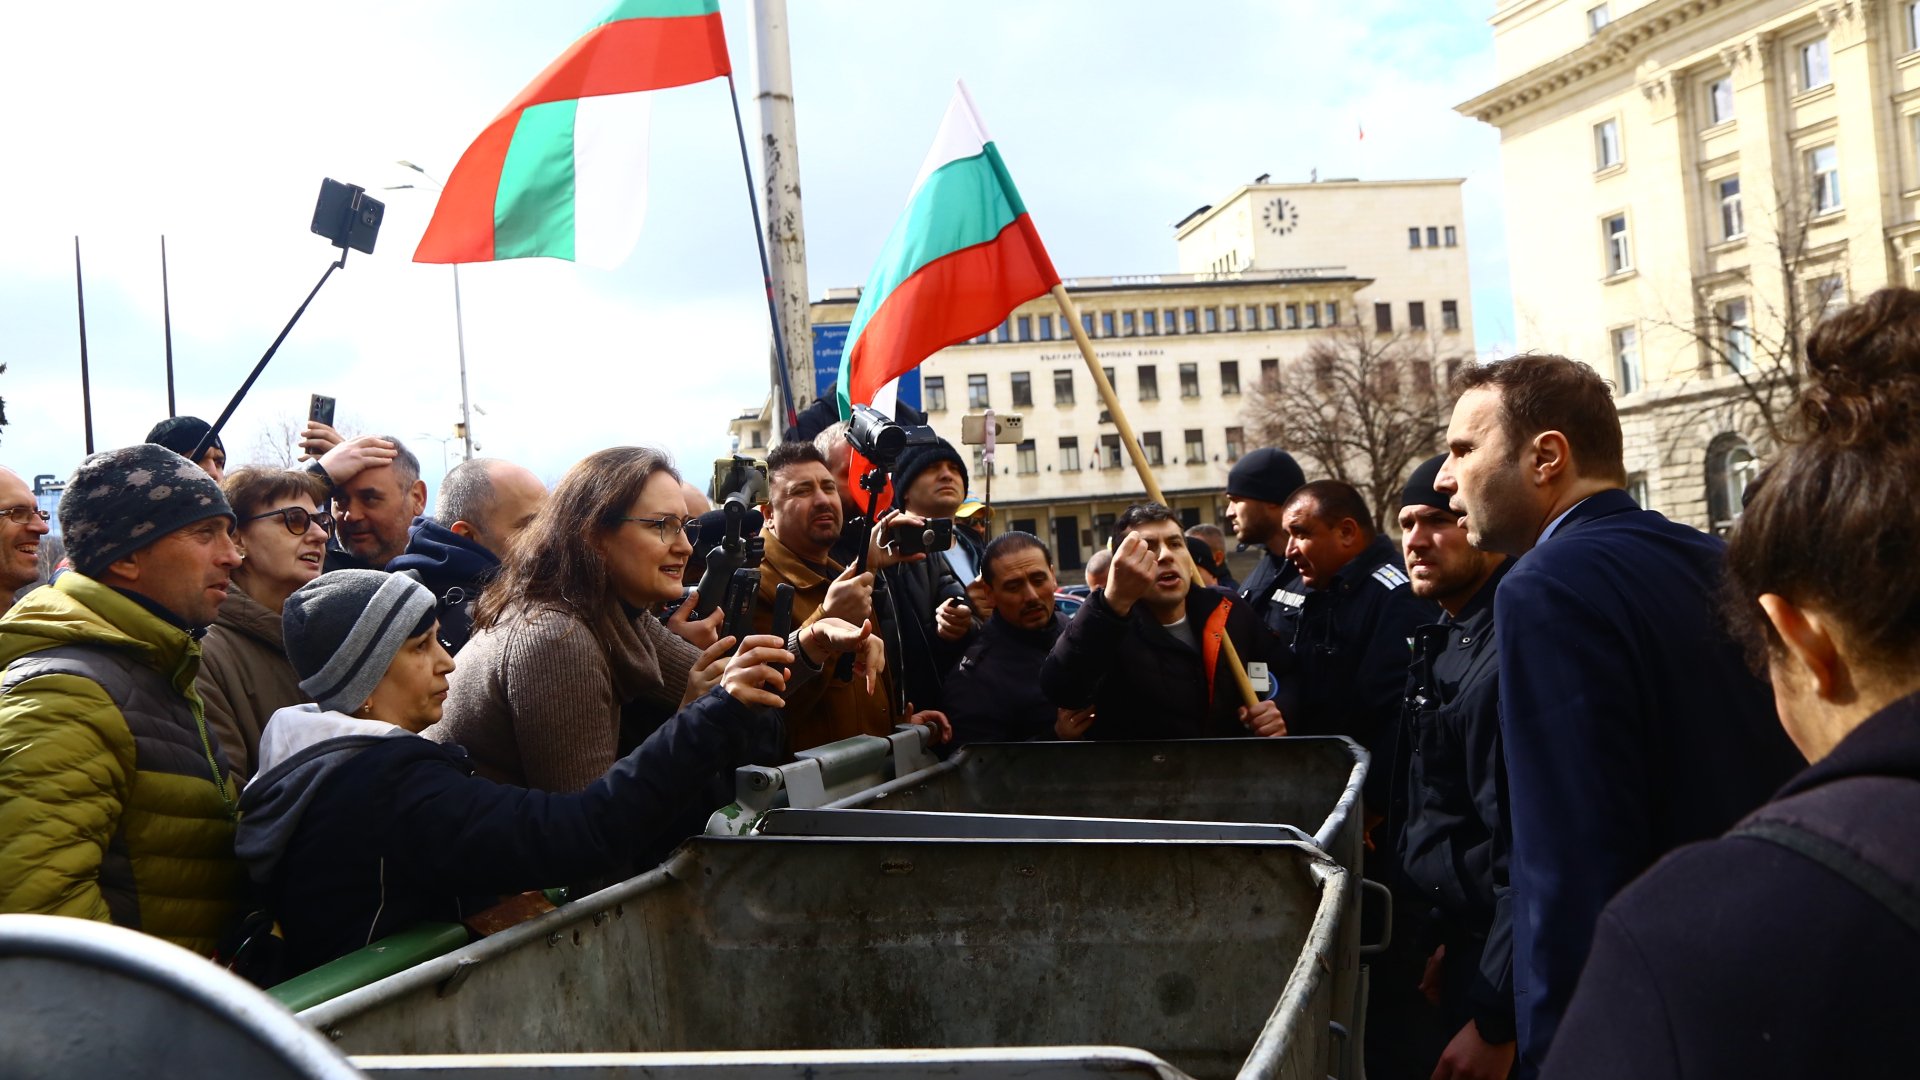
[1050,284,1259,708]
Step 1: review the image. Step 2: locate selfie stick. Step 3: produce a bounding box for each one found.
[188,253,346,464]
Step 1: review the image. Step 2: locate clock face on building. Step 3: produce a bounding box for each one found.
[1262,196,1300,236]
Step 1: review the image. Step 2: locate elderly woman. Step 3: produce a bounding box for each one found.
[1543,288,1920,1079]
[235,568,826,975]
[197,467,332,782]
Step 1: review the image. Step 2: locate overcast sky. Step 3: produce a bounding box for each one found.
[0,0,1510,499]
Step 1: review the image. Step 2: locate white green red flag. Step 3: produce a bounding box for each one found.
[414,0,730,267]
[836,82,1061,419]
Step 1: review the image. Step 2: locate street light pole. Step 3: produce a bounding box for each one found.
[393,161,474,462]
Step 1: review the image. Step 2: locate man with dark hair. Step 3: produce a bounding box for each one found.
[1042,502,1283,741]
[883,437,979,710]
[310,434,426,571]
[944,532,1065,746]
[0,446,245,954]
[1393,454,1517,1080]
[1435,353,1801,1075]
[1269,480,1437,773]
[388,458,549,654]
[1224,447,1308,633]
[146,416,228,483]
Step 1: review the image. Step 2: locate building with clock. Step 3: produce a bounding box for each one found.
[734,175,1476,579]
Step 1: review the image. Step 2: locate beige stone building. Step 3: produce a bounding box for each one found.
[1459,0,1904,531]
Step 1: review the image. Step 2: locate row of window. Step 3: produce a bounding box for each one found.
[1607,278,1846,393]
[926,359,1273,411]
[1374,300,1461,334]
[968,301,1346,345]
[986,429,1251,475]
[1407,226,1459,249]
[1603,147,1840,277]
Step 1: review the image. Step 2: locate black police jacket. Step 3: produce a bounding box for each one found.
[1238,548,1305,637]
[880,553,976,713]
[944,613,1064,747]
[1393,557,1514,1043]
[1041,585,1271,741]
[1269,535,1438,799]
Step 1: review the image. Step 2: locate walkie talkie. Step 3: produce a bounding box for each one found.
[768,583,795,677]
[722,567,760,655]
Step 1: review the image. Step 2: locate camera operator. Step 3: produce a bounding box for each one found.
[881,437,981,711]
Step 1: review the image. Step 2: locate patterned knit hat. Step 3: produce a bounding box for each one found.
[60,444,235,577]
[282,570,437,714]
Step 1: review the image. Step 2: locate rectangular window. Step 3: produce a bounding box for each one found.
[924,376,947,412]
[1409,227,1422,249]
[1182,308,1198,333]
[1264,304,1279,329]
[1810,274,1846,321]
[1100,433,1122,469]
[1053,369,1074,405]
[1374,302,1394,333]
[1122,310,1136,336]
[1284,304,1300,329]
[1306,303,1322,329]
[1245,306,1259,331]
[1179,363,1200,398]
[1039,314,1054,341]
[1612,326,1642,394]
[1809,145,1841,214]
[1101,311,1116,337]
[1409,301,1427,331]
[1223,307,1239,331]
[1444,225,1458,247]
[1708,77,1735,124]
[1011,371,1032,408]
[1588,3,1610,34]
[1910,1,1920,53]
[1722,298,1754,373]
[1426,226,1440,248]
[1016,440,1037,475]
[1143,310,1158,335]
[967,373,990,410]
[1801,38,1831,91]
[1137,364,1159,402]
[1016,315,1033,342]
[1220,360,1240,396]
[1595,118,1622,169]
[1719,176,1744,240]
[1164,309,1179,335]
[1184,429,1205,462]
[996,319,1012,343]
[1326,301,1339,326]
[1604,214,1632,275]
[1059,436,1080,472]
[1225,426,1245,461]
[1260,357,1279,386]
[1442,300,1460,331]
[1142,431,1164,467]
[1082,313,1096,337]
[1203,308,1219,333]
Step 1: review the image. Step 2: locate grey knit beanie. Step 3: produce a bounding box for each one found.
[60,444,235,578]
[282,570,437,714]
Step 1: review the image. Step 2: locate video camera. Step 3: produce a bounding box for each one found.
[846,404,939,471]
[690,493,764,620]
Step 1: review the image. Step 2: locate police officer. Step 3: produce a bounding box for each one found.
[944,532,1068,746]
[1393,454,1516,1080]
[1223,447,1308,635]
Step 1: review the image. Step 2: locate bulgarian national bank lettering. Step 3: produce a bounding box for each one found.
[812,324,921,412]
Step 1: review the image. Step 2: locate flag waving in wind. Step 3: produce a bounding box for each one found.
[836,82,1061,419]
[415,0,731,267]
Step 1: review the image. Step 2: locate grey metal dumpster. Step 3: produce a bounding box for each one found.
[306,837,1350,1080]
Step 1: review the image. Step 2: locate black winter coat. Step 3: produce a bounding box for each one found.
[944,614,1064,746]
[880,553,975,712]
[388,517,501,655]
[1238,548,1303,637]
[1041,586,1271,740]
[1543,691,1920,1079]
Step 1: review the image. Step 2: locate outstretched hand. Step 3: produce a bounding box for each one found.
[867,508,930,572]
[665,589,725,649]
[721,634,795,709]
[681,634,735,707]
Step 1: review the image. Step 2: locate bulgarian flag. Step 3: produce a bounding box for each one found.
[414,0,731,267]
[836,82,1061,419]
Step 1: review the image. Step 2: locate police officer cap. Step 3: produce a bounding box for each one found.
[1401,453,1454,513]
[1225,447,1305,506]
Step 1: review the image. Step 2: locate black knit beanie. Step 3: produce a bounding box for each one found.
[1401,453,1454,514]
[1225,447,1306,506]
[282,570,437,714]
[146,416,224,461]
[60,445,234,578]
[889,438,970,511]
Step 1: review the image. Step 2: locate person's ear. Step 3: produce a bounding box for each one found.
[1531,430,1571,486]
[1758,594,1845,702]
[449,520,478,541]
[408,480,428,515]
[104,550,143,584]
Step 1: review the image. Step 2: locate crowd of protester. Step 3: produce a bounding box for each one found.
[1,288,1917,1078]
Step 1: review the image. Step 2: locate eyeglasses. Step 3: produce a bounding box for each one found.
[620,514,701,546]
[246,506,335,536]
[1,506,50,526]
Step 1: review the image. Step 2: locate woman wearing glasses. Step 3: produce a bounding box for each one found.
[433,446,875,798]
[196,467,334,783]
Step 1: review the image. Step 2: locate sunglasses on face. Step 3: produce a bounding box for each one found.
[246,506,335,536]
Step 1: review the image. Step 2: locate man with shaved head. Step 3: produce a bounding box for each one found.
[389,457,548,654]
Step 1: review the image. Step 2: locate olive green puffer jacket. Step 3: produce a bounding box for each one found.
[0,573,242,955]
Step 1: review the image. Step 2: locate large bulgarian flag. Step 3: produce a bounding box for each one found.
[836,82,1061,419]
[414,0,730,267]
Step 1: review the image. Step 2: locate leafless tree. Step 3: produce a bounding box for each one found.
[244,411,362,470]
[1244,322,1464,531]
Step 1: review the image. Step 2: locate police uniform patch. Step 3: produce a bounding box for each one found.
[1371,565,1410,590]
[1272,588,1307,608]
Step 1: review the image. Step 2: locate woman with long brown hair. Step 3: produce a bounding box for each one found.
[431,446,872,793]
[1544,289,1920,1078]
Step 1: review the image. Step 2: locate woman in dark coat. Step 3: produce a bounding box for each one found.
[1544,288,1920,1078]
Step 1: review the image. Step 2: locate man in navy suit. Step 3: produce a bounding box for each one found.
[1433,354,1802,1077]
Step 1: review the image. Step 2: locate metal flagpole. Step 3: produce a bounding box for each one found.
[161,235,177,417]
[74,237,95,454]
[725,72,799,431]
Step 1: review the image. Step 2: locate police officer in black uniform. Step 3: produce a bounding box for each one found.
[1223,447,1309,634]
[1392,454,1517,1080]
